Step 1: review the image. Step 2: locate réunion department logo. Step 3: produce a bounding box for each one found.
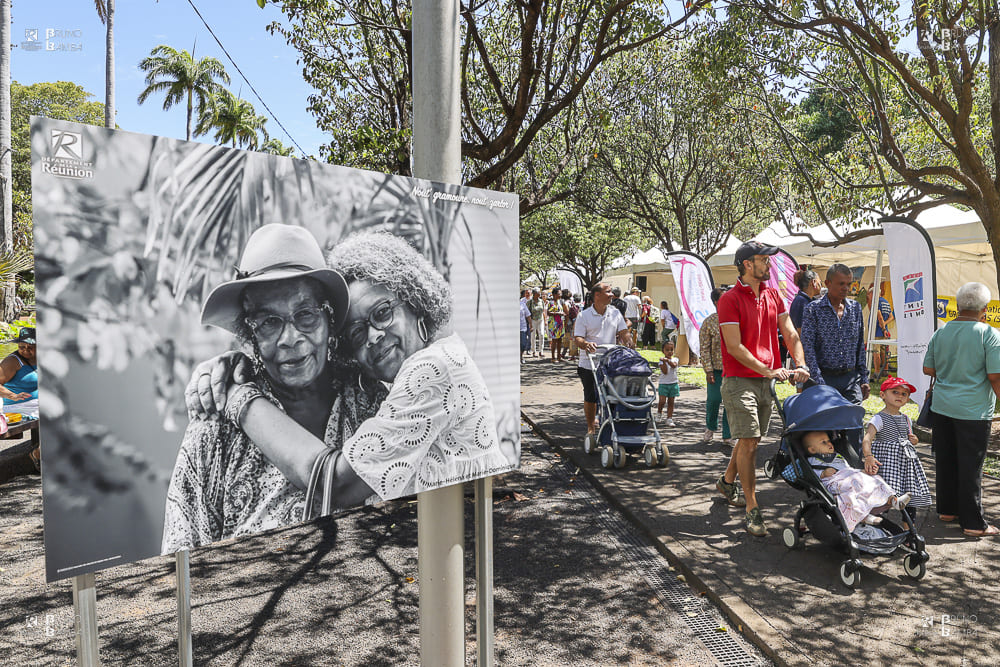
[41,128,94,180]
[51,130,83,160]
[902,272,925,317]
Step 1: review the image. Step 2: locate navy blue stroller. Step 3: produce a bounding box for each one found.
[582,345,668,469]
[768,384,929,588]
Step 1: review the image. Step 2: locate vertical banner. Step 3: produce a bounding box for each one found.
[762,248,799,309]
[666,251,715,357]
[881,217,937,409]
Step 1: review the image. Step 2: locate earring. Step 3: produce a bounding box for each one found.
[327,336,338,361]
[417,318,428,343]
[250,338,266,377]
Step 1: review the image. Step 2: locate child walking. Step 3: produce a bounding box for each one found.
[657,340,680,426]
[861,376,932,526]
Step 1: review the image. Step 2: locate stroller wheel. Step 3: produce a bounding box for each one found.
[600,446,614,469]
[657,446,669,467]
[903,553,927,580]
[782,527,802,550]
[613,447,627,469]
[839,560,861,589]
[583,433,596,455]
[643,446,657,468]
[763,459,776,480]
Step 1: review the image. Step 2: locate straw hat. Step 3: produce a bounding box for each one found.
[201,224,349,334]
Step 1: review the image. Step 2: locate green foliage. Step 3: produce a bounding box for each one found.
[259,137,296,156]
[263,0,707,204]
[194,89,269,149]
[0,317,36,343]
[137,45,231,141]
[520,201,650,288]
[583,38,776,256]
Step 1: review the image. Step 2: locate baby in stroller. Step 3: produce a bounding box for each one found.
[774,384,929,587]
[803,431,910,532]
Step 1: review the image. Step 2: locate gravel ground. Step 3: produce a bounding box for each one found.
[1,432,767,666]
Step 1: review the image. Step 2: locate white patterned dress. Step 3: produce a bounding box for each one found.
[343,333,513,501]
[809,454,898,533]
[868,411,932,508]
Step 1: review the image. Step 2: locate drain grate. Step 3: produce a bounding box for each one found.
[537,441,770,667]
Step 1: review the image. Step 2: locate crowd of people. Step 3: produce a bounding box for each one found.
[556,240,1000,539]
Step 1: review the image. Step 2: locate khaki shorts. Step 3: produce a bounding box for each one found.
[720,376,773,440]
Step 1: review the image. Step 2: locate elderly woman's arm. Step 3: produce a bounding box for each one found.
[235,393,375,508]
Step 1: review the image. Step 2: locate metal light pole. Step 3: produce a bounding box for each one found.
[411,0,466,665]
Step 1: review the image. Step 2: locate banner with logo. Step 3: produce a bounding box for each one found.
[881,218,936,409]
[936,296,1000,328]
[667,251,715,357]
[32,117,521,581]
[762,248,799,309]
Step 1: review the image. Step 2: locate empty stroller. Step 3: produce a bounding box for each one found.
[582,345,668,469]
[770,384,929,588]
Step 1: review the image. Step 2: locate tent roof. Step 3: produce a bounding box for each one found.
[712,202,988,266]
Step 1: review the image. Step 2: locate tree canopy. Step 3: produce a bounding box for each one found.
[137,45,231,141]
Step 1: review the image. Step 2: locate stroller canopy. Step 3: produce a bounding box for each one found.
[598,346,652,380]
[783,384,865,434]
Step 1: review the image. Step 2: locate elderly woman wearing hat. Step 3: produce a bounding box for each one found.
[187,231,510,512]
[0,327,38,417]
[162,224,350,553]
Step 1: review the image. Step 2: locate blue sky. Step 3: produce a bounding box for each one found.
[11,0,328,156]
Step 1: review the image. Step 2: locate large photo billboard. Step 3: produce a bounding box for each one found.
[32,118,520,582]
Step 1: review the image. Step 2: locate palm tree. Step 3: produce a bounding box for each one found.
[137,45,230,141]
[94,0,114,128]
[194,89,268,149]
[259,138,295,156]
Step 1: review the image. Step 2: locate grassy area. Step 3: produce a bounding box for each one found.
[986,455,1000,477]
[643,350,918,420]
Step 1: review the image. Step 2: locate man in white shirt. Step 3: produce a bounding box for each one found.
[623,287,642,345]
[574,282,633,438]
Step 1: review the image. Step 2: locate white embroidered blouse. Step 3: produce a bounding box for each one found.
[343,333,510,501]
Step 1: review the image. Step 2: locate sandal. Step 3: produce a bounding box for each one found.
[938,515,959,523]
[962,525,1000,537]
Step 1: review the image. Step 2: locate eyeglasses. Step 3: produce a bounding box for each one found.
[344,299,402,349]
[246,303,331,341]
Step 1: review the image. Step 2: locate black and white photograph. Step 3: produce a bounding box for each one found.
[32,117,520,582]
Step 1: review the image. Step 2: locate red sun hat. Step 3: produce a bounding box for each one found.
[880,376,917,394]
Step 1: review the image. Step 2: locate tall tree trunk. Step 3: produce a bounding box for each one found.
[0,0,15,321]
[105,0,115,128]
[186,89,193,141]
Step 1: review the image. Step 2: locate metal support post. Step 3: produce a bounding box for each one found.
[866,249,885,374]
[475,476,494,667]
[176,550,193,666]
[72,572,100,666]
[417,484,466,666]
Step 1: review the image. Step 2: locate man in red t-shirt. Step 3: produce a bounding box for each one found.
[715,241,810,536]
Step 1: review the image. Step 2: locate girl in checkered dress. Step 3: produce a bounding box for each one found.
[861,377,932,524]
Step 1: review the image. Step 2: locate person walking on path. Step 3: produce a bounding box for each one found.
[716,242,809,536]
[789,269,821,335]
[699,287,731,445]
[548,287,568,363]
[574,283,633,441]
[624,287,642,346]
[520,291,532,363]
[528,289,544,356]
[800,264,870,455]
[923,281,1000,537]
[611,287,627,319]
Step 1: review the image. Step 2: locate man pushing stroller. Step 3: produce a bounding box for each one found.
[714,242,810,536]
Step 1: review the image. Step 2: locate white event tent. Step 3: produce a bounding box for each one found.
[712,203,997,299]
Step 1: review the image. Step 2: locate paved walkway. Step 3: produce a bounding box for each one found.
[520,355,1000,667]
